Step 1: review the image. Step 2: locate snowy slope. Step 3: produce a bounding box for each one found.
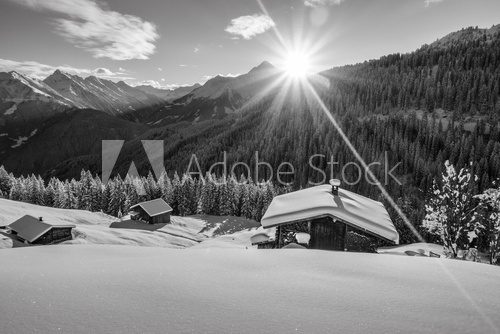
[0,245,499,334]
[0,199,259,249]
[0,71,72,120]
[43,70,163,115]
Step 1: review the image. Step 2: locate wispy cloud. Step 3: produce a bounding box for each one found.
[225,14,275,40]
[0,58,132,81]
[424,0,444,7]
[131,80,197,90]
[133,80,164,88]
[202,73,240,82]
[194,47,200,53]
[304,0,344,7]
[8,0,159,60]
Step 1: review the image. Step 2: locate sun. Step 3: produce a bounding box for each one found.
[283,51,311,79]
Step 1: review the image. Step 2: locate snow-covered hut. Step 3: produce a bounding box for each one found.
[8,215,75,245]
[129,198,173,224]
[259,180,399,250]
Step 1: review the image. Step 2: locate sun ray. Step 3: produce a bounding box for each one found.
[237,72,289,112]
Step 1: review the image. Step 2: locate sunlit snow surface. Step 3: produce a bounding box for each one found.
[0,246,499,334]
[1,199,500,333]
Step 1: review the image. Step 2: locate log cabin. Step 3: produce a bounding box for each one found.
[8,215,75,245]
[129,198,173,224]
[256,180,399,251]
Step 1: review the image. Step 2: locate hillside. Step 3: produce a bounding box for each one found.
[0,199,261,249]
[0,109,149,178]
[0,245,498,333]
[130,61,281,125]
[43,70,164,115]
[135,83,201,101]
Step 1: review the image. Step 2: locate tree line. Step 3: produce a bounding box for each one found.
[0,167,288,222]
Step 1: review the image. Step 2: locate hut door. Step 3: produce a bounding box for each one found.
[310,218,346,251]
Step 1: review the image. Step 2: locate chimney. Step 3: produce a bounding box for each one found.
[329,179,341,196]
[39,217,43,222]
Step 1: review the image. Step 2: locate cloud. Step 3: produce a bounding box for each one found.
[133,80,164,88]
[202,73,240,82]
[194,47,200,53]
[0,58,133,81]
[225,14,275,40]
[424,0,444,7]
[304,0,344,7]
[131,80,197,90]
[8,0,159,60]
[158,67,163,72]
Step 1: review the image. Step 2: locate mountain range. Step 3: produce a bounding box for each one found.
[0,24,500,191]
[0,70,202,121]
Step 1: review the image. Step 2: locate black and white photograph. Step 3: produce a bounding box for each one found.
[1,0,500,333]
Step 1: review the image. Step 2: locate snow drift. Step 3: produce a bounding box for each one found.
[0,246,499,334]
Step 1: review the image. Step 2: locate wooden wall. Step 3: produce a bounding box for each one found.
[309,217,346,251]
[274,217,347,251]
[33,227,73,245]
[150,212,170,224]
[136,208,171,224]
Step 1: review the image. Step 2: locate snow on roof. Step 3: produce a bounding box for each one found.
[9,215,75,243]
[130,198,173,217]
[260,185,399,244]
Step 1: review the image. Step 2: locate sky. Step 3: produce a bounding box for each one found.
[1,0,500,88]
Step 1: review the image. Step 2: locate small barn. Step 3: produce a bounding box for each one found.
[8,215,75,245]
[129,198,173,224]
[257,180,399,251]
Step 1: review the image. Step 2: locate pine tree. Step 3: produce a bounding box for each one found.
[475,187,500,264]
[0,166,12,197]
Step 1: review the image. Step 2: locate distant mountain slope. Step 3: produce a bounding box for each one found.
[133,61,281,125]
[430,24,500,49]
[0,71,71,122]
[43,70,164,115]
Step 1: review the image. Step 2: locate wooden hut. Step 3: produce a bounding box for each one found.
[129,198,173,224]
[258,180,399,251]
[8,215,75,245]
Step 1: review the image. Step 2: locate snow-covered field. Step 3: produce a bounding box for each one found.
[377,242,445,256]
[2,199,500,333]
[0,246,499,334]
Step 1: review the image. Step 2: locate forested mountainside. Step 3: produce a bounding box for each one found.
[101,25,500,237]
[321,25,500,118]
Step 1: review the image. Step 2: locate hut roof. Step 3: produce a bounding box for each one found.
[9,215,75,243]
[260,185,399,244]
[130,198,173,217]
